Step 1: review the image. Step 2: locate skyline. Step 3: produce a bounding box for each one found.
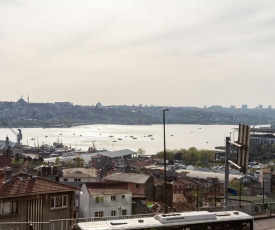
[4,96,274,109]
[1,1,275,107]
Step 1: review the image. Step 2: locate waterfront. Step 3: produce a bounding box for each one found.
[0,124,238,154]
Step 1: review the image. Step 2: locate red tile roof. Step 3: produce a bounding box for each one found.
[0,172,77,198]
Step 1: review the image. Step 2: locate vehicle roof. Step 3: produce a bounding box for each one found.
[78,211,253,230]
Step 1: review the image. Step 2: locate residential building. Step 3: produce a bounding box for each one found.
[173,178,197,194]
[79,182,132,218]
[0,169,77,226]
[59,167,102,186]
[259,168,272,194]
[104,173,154,201]
[154,177,173,209]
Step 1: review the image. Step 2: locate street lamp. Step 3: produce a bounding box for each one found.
[163,108,169,213]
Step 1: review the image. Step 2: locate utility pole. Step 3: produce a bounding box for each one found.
[224,137,230,210]
[214,183,217,207]
[196,185,199,210]
[239,180,242,208]
[162,108,169,213]
[263,180,265,213]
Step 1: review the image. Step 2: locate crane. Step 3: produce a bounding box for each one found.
[8,128,22,144]
[0,120,23,144]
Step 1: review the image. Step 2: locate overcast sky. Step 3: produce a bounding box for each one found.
[1,0,275,108]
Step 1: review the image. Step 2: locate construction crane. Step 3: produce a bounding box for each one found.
[9,128,22,144]
[0,120,23,144]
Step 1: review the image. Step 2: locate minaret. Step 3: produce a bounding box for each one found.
[28,95,29,103]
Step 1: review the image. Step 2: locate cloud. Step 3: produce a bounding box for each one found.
[1,0,275,107]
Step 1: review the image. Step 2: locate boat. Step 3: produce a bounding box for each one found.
[87,142,108,153]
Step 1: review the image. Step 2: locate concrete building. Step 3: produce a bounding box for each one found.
[79,182,132,218]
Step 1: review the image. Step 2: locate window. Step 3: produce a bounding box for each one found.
[111,196,116,201]
[64,179,68,182]
[121,210,127,215]
[111,210,116,216]
[95,196,104,204]
[122,195,125,199]
[95,211,103,217]
[50,195,68,209]
[2,201,18,215]
[135,184,140,188]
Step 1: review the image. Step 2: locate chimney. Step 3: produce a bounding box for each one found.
[5,167,12,180]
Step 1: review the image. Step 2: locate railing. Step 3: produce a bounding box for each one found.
[0,222,49,230]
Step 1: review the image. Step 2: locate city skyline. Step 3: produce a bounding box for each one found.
[3,96,274,109]
[1,1,275,107]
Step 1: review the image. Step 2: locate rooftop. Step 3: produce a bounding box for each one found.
[104,172,151,184]
[86,182,130,196]
[92,149,136,159]
[0,172,77,198]
[62,168,98,178]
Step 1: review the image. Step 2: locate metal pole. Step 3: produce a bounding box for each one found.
[214,183,217,207]
[239,181,242,208]
[224,136,230,211]
[263,181,265,212]
[163,108,169,213]
[197,185,199,210]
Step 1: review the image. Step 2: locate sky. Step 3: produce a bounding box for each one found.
[1,0,275,108]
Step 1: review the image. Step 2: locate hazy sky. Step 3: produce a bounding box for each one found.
[1,1,275,108]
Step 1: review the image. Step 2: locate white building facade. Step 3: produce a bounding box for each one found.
[79,183,132,218]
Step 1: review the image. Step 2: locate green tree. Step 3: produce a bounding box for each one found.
[188,147,199,164]
[199,150,214,167]
[55,157,61,165]
[174,151,182,161]
[155,150,175,163]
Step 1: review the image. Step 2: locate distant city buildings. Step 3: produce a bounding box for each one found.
[1,97,275,127]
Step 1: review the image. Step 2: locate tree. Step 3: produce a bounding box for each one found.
[174,149,184,161]
[155,150,175,163]
[55,157,61,165]
[137,148,146,157]
[199,150,214,167]
[188,147,199,164]
[74,156,85,167]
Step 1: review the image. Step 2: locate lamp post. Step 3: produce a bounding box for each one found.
[163,108,169,213]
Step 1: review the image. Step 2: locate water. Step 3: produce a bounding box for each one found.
[0,125,238,154]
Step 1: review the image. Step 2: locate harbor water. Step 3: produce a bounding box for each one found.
[0,124,238,154]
